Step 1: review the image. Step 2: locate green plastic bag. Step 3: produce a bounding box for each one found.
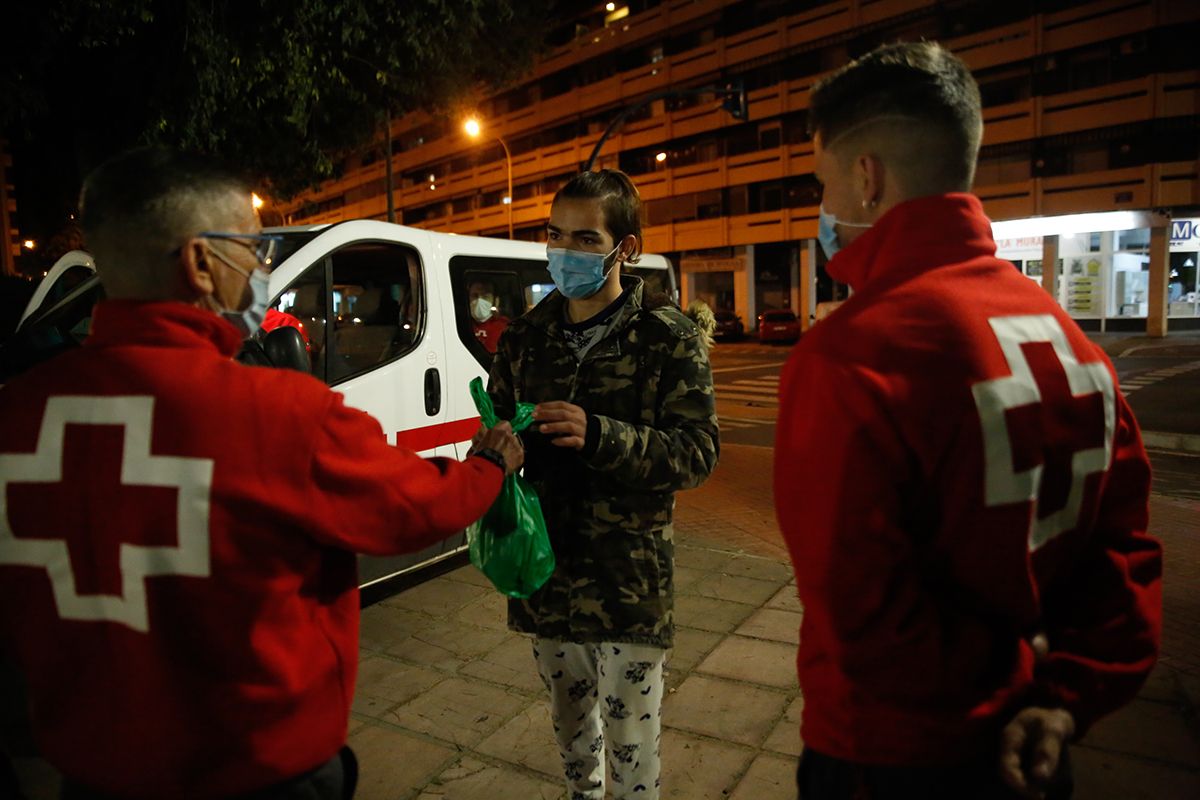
[465,377,555,598]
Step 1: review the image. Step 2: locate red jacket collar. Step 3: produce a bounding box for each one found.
[826,193,998,292]
[87,300,244,357]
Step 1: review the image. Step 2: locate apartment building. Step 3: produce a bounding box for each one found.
[1,141,17,277]
[280,0,1200,334]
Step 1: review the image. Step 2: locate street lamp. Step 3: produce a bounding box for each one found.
[463,117,513,240]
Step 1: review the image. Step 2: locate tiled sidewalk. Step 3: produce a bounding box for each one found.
[346,541,804,799]
[344,445,1199,799]
[11,445,1199,798]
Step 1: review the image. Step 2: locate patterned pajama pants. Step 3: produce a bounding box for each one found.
[533,638,666,800]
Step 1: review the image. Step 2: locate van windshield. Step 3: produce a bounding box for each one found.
[271,230,322,268]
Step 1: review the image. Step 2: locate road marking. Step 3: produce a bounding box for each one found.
[1120,360,1200,397]
[716,392,780,405]
[711,362,788,375]
[1141,431,1200,454]
[718,415,774,430]
[730,377,780,386]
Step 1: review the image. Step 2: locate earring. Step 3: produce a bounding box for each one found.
[861,198,877,209]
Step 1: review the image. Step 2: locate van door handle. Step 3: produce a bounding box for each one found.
[424,368,441,416]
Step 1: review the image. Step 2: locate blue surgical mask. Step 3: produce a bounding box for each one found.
[546,244,621,299]
[818,203,873,260]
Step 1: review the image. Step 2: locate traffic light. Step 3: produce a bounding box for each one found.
[721,79,748,121]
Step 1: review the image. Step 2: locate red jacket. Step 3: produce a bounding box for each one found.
[0,301,502,797]
[473,315,510,354]
[774,194,1161,766]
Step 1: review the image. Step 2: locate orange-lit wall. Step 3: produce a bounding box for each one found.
[280,0,1200,248]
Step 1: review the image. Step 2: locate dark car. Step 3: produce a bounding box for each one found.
[757,309,801,343]
[713,309,744,340]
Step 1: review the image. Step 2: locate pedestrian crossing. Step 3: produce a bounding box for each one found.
[712,341,781,354]
[715,375,780,405]
[715,375,780,430]
[718,415,774,430]
[1121,360,1200,396]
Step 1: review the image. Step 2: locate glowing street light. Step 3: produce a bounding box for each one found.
[23,239,35,250]
[463,116,514,239]
[606,2,616,11]
[655,151,668,163]
[251,193,265,210]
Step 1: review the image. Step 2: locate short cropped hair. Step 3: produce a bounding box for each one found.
[553,169,643,263]
[808,41,983,193]
[80,147,251,293]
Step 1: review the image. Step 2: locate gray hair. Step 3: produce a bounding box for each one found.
[80,147,253,298]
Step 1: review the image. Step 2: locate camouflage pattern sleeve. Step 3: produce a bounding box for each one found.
[583,328,719,492]
[486,327,518,422]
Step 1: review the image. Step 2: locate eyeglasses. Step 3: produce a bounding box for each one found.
[198,232,285,268]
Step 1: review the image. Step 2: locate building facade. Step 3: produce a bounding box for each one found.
[280,0,1200,334]
[1,141,17,278]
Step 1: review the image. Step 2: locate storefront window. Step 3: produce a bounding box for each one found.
[992,213,1194,328]
[1051,232,1114,319]
[1168,218,1200,318]
[1170,252,1198,317]
[1111,259,1149,318]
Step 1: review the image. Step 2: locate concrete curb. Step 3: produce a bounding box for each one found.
[1141,431,1200,454]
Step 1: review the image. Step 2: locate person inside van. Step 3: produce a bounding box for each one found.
[468,278,509,354]
[0,147,525,800]
[486,169,719,800]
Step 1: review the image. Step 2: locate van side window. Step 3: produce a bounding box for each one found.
[449,255,553,369]
[270,241,423,384]
[328,242,423,384]
[271,266,325,380]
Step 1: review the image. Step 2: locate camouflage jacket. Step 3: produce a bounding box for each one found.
[487,277,719,648]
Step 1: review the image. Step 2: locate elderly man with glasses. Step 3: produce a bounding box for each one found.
[0,147,524,799]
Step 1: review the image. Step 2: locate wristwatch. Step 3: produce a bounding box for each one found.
[473,447,507,472]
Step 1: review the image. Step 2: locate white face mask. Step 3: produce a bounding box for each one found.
[208,246,269,337]
[471,296,496,322]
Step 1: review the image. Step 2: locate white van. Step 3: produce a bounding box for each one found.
[3,221,678,601]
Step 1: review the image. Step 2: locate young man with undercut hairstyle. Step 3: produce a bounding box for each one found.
[774,42,1161,799]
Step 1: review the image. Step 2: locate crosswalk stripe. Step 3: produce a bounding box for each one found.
[715,392,780,404]
[730,378,780,387]
[716,386,779,397]
[718,416,773,429]
[721,386,779,396]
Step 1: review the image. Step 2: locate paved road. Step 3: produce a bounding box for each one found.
[710,341,788,449]
[709,340,1200,497]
